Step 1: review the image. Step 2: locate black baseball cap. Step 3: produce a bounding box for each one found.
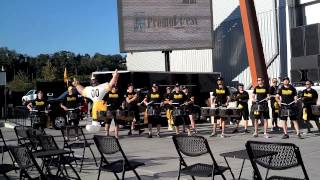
[283,77,290,81]
[238,83,244,87]
[217,77,224,81]
[128,83,133,87]
[152,83,159,87]
[175,83,180,87]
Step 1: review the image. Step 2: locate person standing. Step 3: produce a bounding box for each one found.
[143,83,163,138]
[276,77,301,139]
[252,77,270,138]
[60,86,81,127]
[270,78,280,131]
[182,86,197,133]
[169,83,191,135]
[103,86,123,139]
[233,83,250,133]
[27,90,49,130]
[301,80,320,133]
[125,83,144,135]
[211,77,230,138]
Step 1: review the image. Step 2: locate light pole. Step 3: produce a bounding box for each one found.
[0,66,6,119]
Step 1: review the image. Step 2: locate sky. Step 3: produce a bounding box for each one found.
[0,0,120,56]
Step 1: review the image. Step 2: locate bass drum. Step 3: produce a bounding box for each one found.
[54,116,66,130]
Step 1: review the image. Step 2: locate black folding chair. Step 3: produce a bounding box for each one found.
[93,135,145,180]
[246,141,309,180]
[38,135,80,179]
[26,128,46,152]
[0,129,18,179]
[14,126,31,147]
[61,126,98,172]
[172,135,233,180]
[9,146,70,180]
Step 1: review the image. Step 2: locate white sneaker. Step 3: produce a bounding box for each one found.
[264,133,270,139]
[220,134,225,138]
[253,133,258,138]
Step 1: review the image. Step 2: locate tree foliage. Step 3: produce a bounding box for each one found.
[0,47,126,91]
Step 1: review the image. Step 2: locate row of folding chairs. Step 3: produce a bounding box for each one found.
[2,126,310,180]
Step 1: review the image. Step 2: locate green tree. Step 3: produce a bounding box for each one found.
[41,61,57,81]
[7,71,32,92]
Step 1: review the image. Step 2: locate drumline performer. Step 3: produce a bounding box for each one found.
[60,86,81,127]
[252,77,270,138]
[270,78,280,131]
[103,85,123,139]
[182,86,197,133]
[276,77,301,139]
[143,83,163,138]
[169,83,191,135]
[27,90,49,130]
[233,83,250,133]
[211,77,230,138]
[72,69,119,132]
[125,83,144,135]
[163,86,174,131]
[301,80,320,133]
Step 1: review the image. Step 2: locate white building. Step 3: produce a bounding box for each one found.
[126,0,320,88]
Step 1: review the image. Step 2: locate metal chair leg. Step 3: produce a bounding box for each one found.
[80,147,86,172]
[89,146,98,167]
[133,169,141,180]
[122,170,126,180]
[97,168,102,180]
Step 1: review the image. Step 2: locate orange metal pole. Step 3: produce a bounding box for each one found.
[239,0,269,87]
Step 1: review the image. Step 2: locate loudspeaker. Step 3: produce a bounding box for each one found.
[305,24,320,56]
[291,26,305,57]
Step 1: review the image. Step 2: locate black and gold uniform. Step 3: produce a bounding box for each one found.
[270,85,279,127]
[103,91,123,125]
[169,91,190,126]
[31,98,48,129]
[184,92,195,115]
[253,85,270,119]
[212,86,230,106]
[234,90,249,120]
[124,91,140,123]
[62,94,80,125]
[301,88,318,121]
[277,84,297,120]
[145,91,162,125]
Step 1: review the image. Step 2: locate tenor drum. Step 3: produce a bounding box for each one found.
[311,105,320,116]
[201,107,219,117]
[67,111,78,120]
[219,107,241,118]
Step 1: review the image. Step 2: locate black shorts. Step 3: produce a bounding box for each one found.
[148,116,162,125]
[280,107,298,121]
[253,110,270,119]
[105,118,124,125]
[303,105,317,121]
[173,116,191,126]
[238,107,249,120]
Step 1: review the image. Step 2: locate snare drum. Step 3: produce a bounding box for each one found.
[147,107,160,116]
[67,111,78,120]
[219,107,241,118]
[172,108,184,117]
[116,110,134,121]
[280,106,297,117]
[311,105,320,116]
[106,110,114,120]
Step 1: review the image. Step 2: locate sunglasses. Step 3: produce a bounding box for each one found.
[306,83,311,85]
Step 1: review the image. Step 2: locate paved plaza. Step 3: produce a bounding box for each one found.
[1,121,320,180]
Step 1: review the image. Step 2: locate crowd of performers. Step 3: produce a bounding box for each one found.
[27,70,320,139]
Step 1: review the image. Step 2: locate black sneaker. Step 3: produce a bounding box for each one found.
[139,129,145,135]
[148,133,152,138]
[232,129,239,134]
[244,129,250,134]
[282,134,289,139]
[297,133,302,139]
[128,131,132,136]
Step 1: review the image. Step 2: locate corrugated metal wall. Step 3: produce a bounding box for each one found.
[212,0,285,87]
[126,49,213,72]
[126,0,288,87]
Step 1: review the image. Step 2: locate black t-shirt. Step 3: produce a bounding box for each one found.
[32,98,47,111]
[104,92,122,109]
[302,88,318,106]
[235,90,249,107]
[253,85,269,101]
[145,92,162,104]
[277,85,297,104]
[63,94,79,109]
[212,86,230,105]
[170,91,187,105]
[125,91,138,109]
[269,85,278,101]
